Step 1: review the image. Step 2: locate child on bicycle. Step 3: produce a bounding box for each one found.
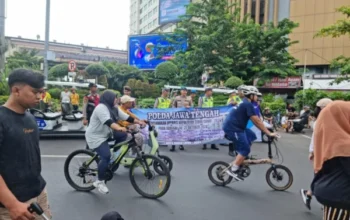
[223,85,278,181]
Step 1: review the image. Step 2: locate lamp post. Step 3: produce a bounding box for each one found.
[43,0,50,79]
[0,0,6,77]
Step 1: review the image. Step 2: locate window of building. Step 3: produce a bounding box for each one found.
[140,18,143,24]
[153,18,157,26]
[148,1,152,7]
[153,7,157,15]
[153,0,157,3]
[148,23,152,29]
[148,11,152,18]
[140,8,143,14]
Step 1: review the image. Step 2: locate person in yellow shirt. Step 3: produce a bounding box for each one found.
[40,87,51,112]
[70,88,80,111]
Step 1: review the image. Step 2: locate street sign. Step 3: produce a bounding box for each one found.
[68,60,76,72]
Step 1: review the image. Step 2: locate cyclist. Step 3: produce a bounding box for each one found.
[223,85,278,181]
[85,90,144,194]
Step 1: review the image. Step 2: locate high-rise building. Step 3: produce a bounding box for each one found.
[129,0,161,35]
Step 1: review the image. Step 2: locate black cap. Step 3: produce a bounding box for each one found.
[89,83,97,88]
[101,211,124,220]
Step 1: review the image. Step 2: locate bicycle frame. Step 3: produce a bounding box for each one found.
[84,123,159,170]
[220,137,277,174]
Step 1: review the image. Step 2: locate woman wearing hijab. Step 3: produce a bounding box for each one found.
[85,90,145,194]
[300,98,333,210]
[311,101,350,219]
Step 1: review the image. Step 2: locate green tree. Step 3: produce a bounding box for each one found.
[102,61,143,91]
[155,61,179,84]
[49,63,68,79]
[85,63,110,83]
[224,76,243,88]
[6,49,42,71]
[315,6,350,84]
[162,0,298,85]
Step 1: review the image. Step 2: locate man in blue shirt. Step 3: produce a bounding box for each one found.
[223,85,278,181]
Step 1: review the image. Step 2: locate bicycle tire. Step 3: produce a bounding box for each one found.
[208,161,233,186]
[265,164,293,191]
[64,149,99,192]
[129,154,171,199]
[155,155,173,172]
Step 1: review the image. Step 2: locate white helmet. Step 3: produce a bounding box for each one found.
[239,85,258,95]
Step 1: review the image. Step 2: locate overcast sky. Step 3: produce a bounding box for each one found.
[5,0,130,50]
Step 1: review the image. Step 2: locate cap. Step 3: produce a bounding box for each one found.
[316,98,333,108]
[162,88,169,92]
[120,95,135,104]
[101,211,124,220]
[89,83,97,88]
[191,89,197,93]
[180,86,187,91]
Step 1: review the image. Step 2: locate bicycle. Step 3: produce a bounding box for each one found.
[208,134,293,191]
[64,124,171,199]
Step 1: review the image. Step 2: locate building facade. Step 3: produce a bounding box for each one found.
[5,36,128,68]
[130,0,160,35]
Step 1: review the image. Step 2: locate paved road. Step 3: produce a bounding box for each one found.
[40,130,321,220]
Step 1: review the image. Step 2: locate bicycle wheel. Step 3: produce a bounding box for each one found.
[208,161,233,186]
[64,149,99,191]
[265,164,293,191]
[129,154,171,199]
[154,155,173,173]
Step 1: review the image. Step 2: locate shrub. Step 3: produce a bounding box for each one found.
[138,98,156,108]
[224,76,244,88]
[0,96,8,105]
[260,97,286,115]
[47,88,61,99]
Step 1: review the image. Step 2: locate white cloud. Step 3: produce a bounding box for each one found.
[5,0,130,50]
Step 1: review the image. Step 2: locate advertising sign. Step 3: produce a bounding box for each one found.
[131,106,262,145]
[159,0,190,25]
[128,34,187,70]
[254,77,302,89]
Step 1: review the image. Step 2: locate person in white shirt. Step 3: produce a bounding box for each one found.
[300,98,333,210]
[60,87,71,103]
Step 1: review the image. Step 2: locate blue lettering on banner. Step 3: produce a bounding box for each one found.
[131,106,262,145]
[36,119,46,130]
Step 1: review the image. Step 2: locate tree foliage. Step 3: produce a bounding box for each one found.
[162,0,298,86]
[85,63,109,78]
[294,89,350,110]
[224,76,243,88]
[125,78,160,98]
[315,6,350,84]
[155,61,179,84]
[102,61,143,91]
[6,49,42,71]
[49,63,68,79]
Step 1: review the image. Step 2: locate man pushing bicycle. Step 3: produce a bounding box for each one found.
[223,85,279,181]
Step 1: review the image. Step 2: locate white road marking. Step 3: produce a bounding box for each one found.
[41,155,90,158]
[300,134,312,139]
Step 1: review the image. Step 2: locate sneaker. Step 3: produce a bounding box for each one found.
[300,189,312,210]
[226,169,244,181]
[179,145,184,150]
[93,180,109,194]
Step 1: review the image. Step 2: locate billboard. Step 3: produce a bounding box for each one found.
[128,34,187,70]
[159,0,190,25]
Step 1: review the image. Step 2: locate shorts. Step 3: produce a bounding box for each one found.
[0,188,52,220]
[225,129,257,157]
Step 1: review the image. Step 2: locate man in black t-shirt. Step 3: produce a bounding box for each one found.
[0,69,51,220]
